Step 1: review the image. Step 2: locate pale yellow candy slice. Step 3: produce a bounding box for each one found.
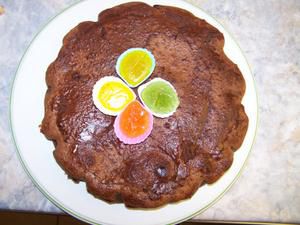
[92,76,136,116]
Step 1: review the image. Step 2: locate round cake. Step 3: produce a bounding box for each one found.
[41,2,248,208]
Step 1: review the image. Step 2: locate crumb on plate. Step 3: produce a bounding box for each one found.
[0,5,5,15]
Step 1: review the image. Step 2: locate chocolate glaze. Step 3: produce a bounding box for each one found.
[41,2,248,208]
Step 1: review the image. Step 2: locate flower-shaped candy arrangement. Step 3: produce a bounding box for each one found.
[92,48,180,144]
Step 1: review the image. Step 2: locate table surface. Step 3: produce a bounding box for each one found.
[1,0,300,223]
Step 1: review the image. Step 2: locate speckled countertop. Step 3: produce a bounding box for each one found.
[0,0,299,223]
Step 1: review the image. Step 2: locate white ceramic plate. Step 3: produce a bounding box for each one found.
[10,0,258,225]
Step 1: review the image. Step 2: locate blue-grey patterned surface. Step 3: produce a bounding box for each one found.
[0,0,299,222]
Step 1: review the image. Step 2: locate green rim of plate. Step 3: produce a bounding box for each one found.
[9,0,259,225]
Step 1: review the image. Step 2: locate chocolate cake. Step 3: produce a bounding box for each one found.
[41,2,248,208]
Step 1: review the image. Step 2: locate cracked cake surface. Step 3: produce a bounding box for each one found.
[41,2,248,208]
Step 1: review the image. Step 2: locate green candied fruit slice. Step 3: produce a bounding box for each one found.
[141,79,179,116]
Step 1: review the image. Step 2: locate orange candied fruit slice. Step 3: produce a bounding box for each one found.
[119,101,151,138]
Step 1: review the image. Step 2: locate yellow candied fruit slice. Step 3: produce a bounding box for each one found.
[118,48,155,87]
[92,76,136,116]
[98,81,135,112]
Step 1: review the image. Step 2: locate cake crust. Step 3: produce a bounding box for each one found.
[41,2,248,208]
